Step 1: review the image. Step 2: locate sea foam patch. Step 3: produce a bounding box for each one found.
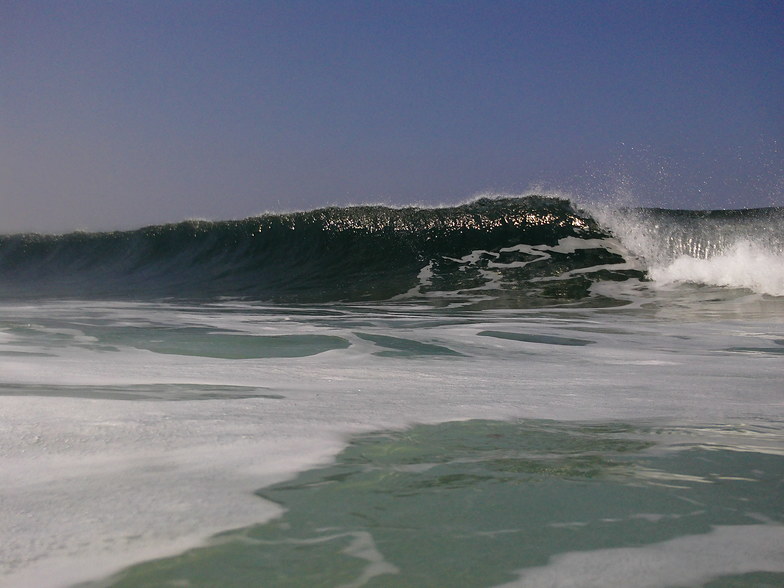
[499,525,784,588]
[649,240,784,297]
[0,395,351,588]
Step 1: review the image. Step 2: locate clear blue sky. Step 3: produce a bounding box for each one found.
[2,0,782,233]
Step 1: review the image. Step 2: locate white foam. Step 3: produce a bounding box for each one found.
[649,240,784,296]
[2,301,784,586]
[0,396,349,588]
[496,524,784,588]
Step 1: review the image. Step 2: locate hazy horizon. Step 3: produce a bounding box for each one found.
[3,1,782,235]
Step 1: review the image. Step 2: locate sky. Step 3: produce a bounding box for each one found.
[2,0,782,234]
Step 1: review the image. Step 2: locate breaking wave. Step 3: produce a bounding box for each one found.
[0,196,782,306]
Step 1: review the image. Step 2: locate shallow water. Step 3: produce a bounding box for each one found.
[89,419,784,588]
[2,296,783,587]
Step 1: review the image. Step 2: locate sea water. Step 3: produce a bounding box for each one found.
[1,197,782,587]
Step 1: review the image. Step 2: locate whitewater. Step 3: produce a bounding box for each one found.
[1,196,783,587]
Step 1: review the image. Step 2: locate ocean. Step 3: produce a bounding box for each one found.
[1,196,782,587]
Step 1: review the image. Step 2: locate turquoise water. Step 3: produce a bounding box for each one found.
[90,419,784,588]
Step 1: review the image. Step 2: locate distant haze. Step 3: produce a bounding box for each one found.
[2,1,782,234]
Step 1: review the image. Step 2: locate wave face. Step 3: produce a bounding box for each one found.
[1,197,782,305]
